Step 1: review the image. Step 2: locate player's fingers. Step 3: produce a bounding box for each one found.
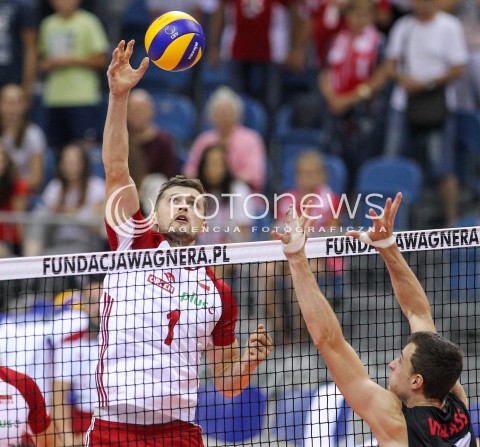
[117,40,126,58]
[111,47,120,64]
[346,230,361,239]
[137,57,149,75]
[390,192,402,221]
[124,39,135,60]
[271,230,289,244]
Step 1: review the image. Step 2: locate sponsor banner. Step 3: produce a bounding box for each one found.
[0,227,478,280]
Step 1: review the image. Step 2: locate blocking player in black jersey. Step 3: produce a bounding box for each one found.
[273,193,476,446]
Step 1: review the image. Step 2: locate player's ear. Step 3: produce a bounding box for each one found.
[411,373,424,391]
[151,214,160,232]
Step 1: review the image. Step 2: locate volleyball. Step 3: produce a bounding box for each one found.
[145,11,205,72]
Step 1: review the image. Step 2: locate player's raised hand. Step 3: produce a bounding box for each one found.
[346,192,402,246]
[107,40,149,97]
[242,324,273,369]
[272,203,314,256]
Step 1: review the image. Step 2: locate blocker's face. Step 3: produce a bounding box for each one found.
[156,186,206,242]
[388,343,416,401]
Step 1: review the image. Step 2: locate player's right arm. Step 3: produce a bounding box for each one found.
[104,40,149,225]
[274,211,408,446]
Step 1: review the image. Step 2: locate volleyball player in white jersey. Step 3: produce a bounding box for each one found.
[86,40,273,447]
[0,366,56,447]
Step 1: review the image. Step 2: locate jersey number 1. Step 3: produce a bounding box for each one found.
[164,309,181,346]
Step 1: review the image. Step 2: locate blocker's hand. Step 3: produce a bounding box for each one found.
[108,40,149,97]
[241,324,273,370]
[272,204,314,257]
[346,192,402,248]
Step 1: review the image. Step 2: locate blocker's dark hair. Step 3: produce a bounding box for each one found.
[407,331,463,401]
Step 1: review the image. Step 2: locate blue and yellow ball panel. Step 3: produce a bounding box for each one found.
[145,11,205,72]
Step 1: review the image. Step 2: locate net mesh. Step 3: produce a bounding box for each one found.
[0,228,479,446]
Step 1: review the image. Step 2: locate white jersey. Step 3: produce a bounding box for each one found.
[54,333,99,414]
[0,367,51,446]
[97,210,238,424]
[0,308,89,406]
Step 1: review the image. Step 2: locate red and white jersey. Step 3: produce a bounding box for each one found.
[97,210,238,423]
[221,0,294,63]
[327,25,381,94]
[0,366,51,446]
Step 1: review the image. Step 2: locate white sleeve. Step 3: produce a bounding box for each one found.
[386,17,410,60]
[444,17,469,66]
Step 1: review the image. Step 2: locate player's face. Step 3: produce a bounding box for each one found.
[155,186,206,246]
[387,343,416,402]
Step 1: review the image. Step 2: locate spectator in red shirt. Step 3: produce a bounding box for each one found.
[308,0,392,66]
[0,146,29,257]
[209,0,308,113]
[319,0,389,188]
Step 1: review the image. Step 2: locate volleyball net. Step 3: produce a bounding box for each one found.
[0,227,479,446]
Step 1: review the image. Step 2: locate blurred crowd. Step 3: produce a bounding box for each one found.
[1,0,480,259]
[1,2,480,444]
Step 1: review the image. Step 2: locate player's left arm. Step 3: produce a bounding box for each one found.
[206,326,273,398]
[347,193,436,334]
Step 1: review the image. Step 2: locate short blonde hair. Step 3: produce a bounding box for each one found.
[206,86,244,123]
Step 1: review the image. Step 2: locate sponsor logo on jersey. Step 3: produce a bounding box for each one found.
[147,272,175,294]
[180,292,209,310]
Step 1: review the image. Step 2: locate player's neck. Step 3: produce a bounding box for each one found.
[408,394,445,409]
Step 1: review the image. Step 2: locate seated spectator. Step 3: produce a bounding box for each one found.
[26,142,106,255]
[265,151,342,342]
[0,146,29,257]
[196,144,254,244]
[318,0,388,188]
[127,88,177,182]
[383,0,468,225]
[0,84,46,193]
[38,0,109,152]
[183,86,267,193]
[0,365,57,447]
